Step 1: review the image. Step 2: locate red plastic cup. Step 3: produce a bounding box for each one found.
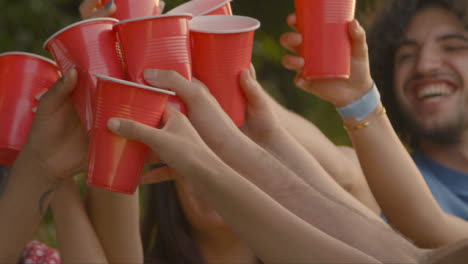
[99,0,161,20]
[87,74,175,194]
[44,18,125,134]
[0,52,59,165]
[190,15,260,126]
[167,0,232,16]
[114,14,192,114]
[294,0,356,79]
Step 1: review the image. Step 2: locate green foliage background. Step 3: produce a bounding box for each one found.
[1,0,376,248]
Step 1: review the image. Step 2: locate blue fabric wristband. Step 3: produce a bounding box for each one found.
[336,83,380,121]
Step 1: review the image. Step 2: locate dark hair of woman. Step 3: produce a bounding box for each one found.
[141,180,204,264]
[365,0,468,148]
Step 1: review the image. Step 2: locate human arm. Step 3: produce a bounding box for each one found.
[246,66,380,214]
[51,179,107,263]
[0,153,61,263]
[277,106,380,214]
[139,69,420,263]
[0,69,104,262]
[85,187,143,263]
[78,2,152,262]
[239,69,382,218]
[106,107,381,264]
[346,104,467,247]
[285,16,468,247]
[276,14,380,214]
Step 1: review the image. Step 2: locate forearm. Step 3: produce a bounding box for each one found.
[51,179,108,263]
[346,103,464,247]
[216,132,418,263]
[337,146,381,215]
[86,186,143,263]
[187,151,381,263]
[275,104,382,213]
[0,152,57,262]
[258,126,380,221]
[275,103,359,190]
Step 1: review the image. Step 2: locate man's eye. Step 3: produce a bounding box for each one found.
[397,53,414,63]
[444,45,468,52]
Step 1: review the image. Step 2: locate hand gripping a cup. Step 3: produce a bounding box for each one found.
[139,64,283,183]
[23,69,89,184]
[0,52,59,166]
[105,68,256,184]
[107,105,216,190]
[280,14,374,108]
[238,66,284,146]
[84,75,174,194]
[142,69,244,154]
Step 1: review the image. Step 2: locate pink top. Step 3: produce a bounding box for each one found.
[21,240,61,264]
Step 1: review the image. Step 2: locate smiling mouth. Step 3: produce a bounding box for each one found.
[404,77,460,105]
[416,83,455,102]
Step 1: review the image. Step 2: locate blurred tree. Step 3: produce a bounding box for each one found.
[1,0,377,249]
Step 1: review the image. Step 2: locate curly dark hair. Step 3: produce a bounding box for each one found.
[366,0,468,146]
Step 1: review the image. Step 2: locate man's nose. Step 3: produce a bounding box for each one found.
[415,47,442,75]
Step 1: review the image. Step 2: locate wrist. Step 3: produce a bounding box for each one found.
[50,178,80,209]
[336,82,380,121]
[333,78,375,107]
[342,102,386,132]
[13,147,63,187]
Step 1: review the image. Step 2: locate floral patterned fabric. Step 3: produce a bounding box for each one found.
[21,240,61,264]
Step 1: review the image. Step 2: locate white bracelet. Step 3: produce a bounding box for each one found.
[336,83,380,121]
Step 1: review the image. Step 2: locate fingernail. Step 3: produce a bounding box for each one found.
[107,118,120,132]
[64,67,75,82]
[296,78,306,87]
[144,69,158,81]
[105,0,114,9]
[167,102,181,111]
[34,89,47,101]
[354,20,361,32]
[158,1,165,14]
[249,68,257,80]
[32,107,37,113]
[298,57,305,66]
[242,69,251,80]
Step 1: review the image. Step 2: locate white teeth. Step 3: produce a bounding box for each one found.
[425,96,442,103]
[417,83,453,100]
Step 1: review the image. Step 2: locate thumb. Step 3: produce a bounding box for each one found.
[239,70,268,110]
[107,118,167,150]
[349,20,369,60]
[38,68,77,113]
